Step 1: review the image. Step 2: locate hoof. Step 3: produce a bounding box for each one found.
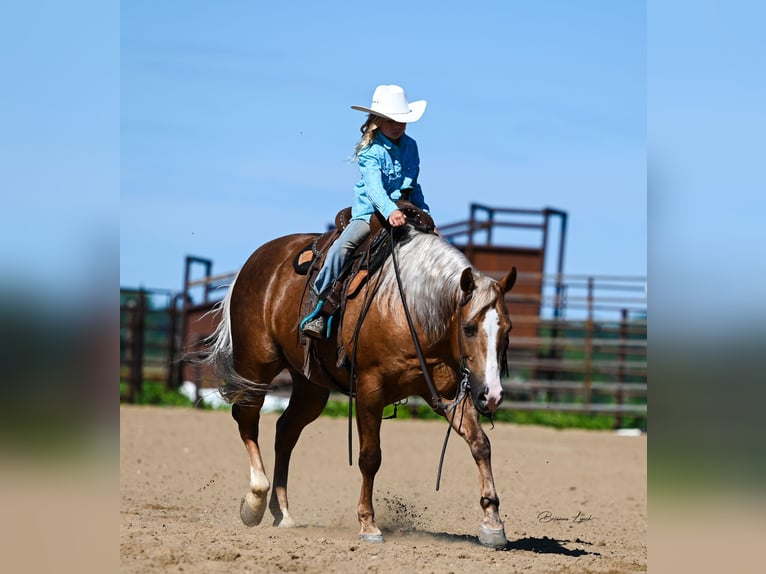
[275,515,296,528]
[240,492,267,526]
[478,524,507,548]
[358,532,384,544]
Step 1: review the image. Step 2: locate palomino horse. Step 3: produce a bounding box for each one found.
[203,222,517,546]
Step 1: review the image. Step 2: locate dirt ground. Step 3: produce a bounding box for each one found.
[120,405,646,573]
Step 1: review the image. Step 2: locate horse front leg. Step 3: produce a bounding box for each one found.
[447,398,508,548]
[355,387,385,543]
[232,399,271,526]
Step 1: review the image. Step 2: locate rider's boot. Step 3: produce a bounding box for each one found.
[300,290,326,339]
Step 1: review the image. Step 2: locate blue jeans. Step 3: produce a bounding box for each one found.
[313,219,370,296]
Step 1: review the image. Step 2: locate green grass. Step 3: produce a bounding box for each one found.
[120,381,203,408]
[321,399,643,430]
[120,383,644,430]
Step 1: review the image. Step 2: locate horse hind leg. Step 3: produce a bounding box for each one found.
[232,399,272,526]
[269,373,329,527]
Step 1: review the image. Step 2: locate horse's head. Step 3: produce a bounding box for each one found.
[457,266,517,416]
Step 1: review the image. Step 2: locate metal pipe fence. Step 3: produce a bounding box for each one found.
[499,272,646,426]
[120,270,647,425]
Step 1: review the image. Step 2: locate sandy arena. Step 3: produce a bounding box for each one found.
[120,405,646,573]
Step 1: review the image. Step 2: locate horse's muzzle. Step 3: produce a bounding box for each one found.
[474,386,505,415]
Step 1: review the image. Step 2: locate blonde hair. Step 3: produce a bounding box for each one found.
[354,114,384,159]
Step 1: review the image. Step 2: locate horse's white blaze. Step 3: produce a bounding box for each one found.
[482,308,503,409]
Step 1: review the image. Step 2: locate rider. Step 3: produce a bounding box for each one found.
[301,84,431,339]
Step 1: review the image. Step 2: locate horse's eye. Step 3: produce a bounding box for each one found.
[463,323,478,337]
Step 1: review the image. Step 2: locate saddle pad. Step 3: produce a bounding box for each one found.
[292,243,315,275]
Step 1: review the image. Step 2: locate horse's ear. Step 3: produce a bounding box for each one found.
[460,267,475,295]
[498,266,517,294]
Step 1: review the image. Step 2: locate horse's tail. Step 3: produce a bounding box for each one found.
[191,273,270,405]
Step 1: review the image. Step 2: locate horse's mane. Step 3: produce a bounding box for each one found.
[374,229,497,342]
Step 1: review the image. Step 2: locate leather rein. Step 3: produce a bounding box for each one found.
[345,222,474,490]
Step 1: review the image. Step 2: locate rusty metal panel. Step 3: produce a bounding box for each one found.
[181,303,220,385]
[457,244,544,340]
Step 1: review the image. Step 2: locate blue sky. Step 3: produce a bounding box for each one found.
[1,1,118,302]
[4,1,763,330]
[649,0,766,329]
[120,0,646,291]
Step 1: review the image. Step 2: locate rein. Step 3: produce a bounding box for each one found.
[343,223,474,490]
[389,228,448,413]
[389,226,474,490]
[347,250,387,466]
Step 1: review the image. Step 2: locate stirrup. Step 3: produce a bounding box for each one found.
[300,300,324,330]
[302,315,326,339]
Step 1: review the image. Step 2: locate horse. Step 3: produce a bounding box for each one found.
[201,219,517,547]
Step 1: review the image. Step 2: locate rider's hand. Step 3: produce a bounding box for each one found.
[388,210,406,227]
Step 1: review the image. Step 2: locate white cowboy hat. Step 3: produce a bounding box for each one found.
[351,84,427,123]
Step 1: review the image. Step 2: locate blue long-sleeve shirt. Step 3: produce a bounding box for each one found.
[351,132,430,222]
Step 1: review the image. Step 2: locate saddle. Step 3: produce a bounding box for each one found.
[293,200,435,327]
